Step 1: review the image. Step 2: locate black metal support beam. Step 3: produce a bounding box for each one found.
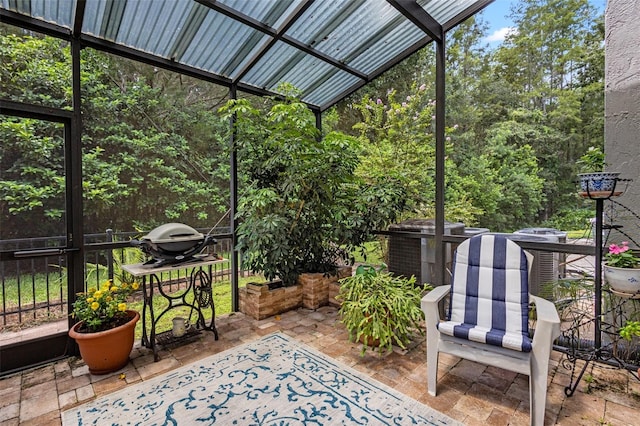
[0,8,71,38]
[67,35,85,355]
[79,34,234,87]
[0,100,72,121]
[443,0,495,32]
[73,0,87,35]
[320,36,431,111]
[315,110,322,141]
[387,0,442,43]
[434,31,446,287]
[321,1,495,111]
[229,85,239,312]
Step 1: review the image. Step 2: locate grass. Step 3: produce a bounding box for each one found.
[567,229,590,239]
[351,241,385,265]
[1,272,66,310]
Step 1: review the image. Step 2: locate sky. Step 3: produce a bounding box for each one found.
[479,0,607,48]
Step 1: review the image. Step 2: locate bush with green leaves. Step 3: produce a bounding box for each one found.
[577,146,606,173]
[619,321,640,342]
[337,265,430,355]
[351,84,480,224]
[219,86,406,286]
[71,279,140,333]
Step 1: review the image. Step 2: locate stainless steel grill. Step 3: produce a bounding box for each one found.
[131,223,217,267]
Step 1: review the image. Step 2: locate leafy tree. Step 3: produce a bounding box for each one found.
[351,84,483,226]
[0,34,71,108]
[220,87,406,285]
[1,32,231,238]
[80,49,231,232]
[475,118,546,230]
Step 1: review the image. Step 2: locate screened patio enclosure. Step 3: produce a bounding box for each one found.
[0,0,497,373]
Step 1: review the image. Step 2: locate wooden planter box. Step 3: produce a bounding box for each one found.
[239,266,352,319]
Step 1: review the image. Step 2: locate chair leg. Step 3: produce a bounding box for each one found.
[529,356,550,426]
[427,334,438,396]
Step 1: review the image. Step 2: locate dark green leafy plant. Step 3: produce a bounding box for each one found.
[219,86,406,286]
[577,146,606,173]
[336,265,430,355]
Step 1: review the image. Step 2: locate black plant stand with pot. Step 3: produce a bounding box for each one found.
[562,176,638,396]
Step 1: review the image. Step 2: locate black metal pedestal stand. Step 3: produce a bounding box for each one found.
[563,197,604,396]
[563,178,637,396]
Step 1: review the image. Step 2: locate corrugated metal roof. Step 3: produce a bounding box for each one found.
[0,0,493,111]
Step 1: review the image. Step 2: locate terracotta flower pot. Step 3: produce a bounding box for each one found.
[68,310,140,374]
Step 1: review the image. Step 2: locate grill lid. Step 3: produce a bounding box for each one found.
[140,223,204,244]
[131,223,217,267]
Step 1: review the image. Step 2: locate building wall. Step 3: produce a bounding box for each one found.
[605,0,640,245]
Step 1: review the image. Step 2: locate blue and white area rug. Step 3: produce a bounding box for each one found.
[62,333,460,425]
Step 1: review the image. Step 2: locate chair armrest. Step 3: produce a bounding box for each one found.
[421,285,451,328]
[530,295,561,345]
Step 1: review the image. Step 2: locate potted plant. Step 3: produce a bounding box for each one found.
[336,265,430,355]
[68,279,140,374]
[577,146,620,198]
[603,242,640,295]
[220,85,405,314]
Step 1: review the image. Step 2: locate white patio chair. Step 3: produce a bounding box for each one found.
[422,234,560,426]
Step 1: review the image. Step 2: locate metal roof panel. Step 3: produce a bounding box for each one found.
[1,0,493,110]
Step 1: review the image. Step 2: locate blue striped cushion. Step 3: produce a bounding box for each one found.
[437,234,532,352]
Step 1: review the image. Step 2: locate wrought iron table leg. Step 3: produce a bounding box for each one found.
[191,267,218,340]
[564,354,593,397]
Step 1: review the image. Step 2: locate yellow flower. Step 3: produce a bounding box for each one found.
[132,282,140,290]
[88,287,96,293]
[71,278,138,333]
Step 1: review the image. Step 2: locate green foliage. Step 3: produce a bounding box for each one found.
[350,84,483,225]
[336,265,430,355]
[1,33,231,238]
[471,118,546,230]
[577,146,606,173]
[619,321,640,342]
[351,85,437,214]
[0,34,71,107]
[79,49,230,231]
[220,89,405,286]
[0,118,66,218]
[543,207,593,231]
